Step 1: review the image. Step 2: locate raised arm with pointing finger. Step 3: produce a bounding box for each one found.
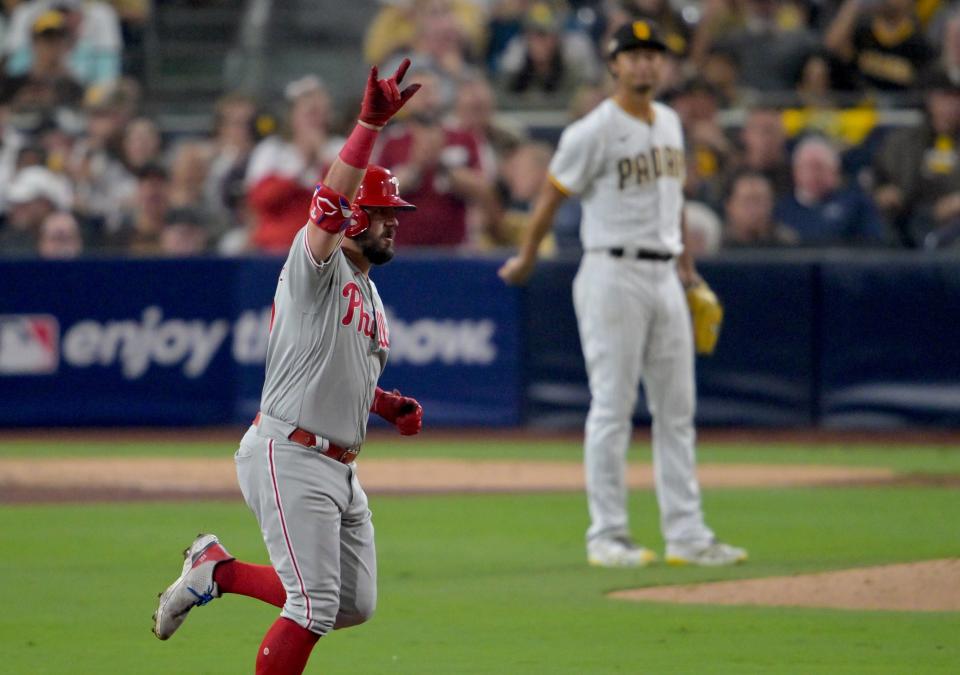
[306,60,421,264]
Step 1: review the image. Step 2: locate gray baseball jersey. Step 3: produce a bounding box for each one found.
[259,226,390,448]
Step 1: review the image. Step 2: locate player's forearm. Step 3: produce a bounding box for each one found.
[322,155,368,202]
[325,121,382,200]
[518,181,566,261]
[306,122,381,261]
[677,212,700,286]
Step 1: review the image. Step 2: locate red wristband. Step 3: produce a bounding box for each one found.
[339,122,380,169]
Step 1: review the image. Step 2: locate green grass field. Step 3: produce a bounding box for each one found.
[2,437,959,674]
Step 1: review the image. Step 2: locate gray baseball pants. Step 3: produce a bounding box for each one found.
[235,418,376,635]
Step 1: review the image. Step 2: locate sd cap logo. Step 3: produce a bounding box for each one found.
[633,21,650,40]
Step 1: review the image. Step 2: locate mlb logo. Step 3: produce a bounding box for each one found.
[0,315,60,375]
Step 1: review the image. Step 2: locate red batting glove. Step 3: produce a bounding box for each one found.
[358,58,421,129]
[372,387,423,436]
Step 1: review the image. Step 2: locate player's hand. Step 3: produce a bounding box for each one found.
[677,265,703,289]
[373,388,423,436]
[498,254,536,286]
[359,58,421,129]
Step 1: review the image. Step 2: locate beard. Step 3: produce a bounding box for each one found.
[355,229,395,265]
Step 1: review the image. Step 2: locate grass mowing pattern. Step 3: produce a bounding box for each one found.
[0,440,958,673]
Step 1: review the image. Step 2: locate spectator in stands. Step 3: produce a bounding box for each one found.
[485,0,530,72]
[111,161,169,255]
[120,115,161,174]
[939,11,960,86]
[684,200,723,257]
[667,76,732,209]
[701,45,744,106]
[795,50,838,109]
[825,0,935,93]
[725,106,792,199]
[0,10,85,111]
[376,66,496,247]
[872,70,960,248]
[451,73,520,183]
[67,82,140,235]
[245,75,342,253]
[497,1,600,108]
[204,92,260,235]
[0,164,73,254]
[15,140,47,170]
[492,140,554,248]
[159,207,208,257]
[365,0,485,73]
[379,0,483,91]
[775,136,884,246]
[37,209,83,258]
[692,0,817,93]
[3,0,122,86]
[0,102,25,215]
[723,171,798,247]
[168,140,213,213]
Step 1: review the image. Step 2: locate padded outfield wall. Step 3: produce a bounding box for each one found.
[0,251,958,428]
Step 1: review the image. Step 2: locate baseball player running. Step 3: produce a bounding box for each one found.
[499,21,747,569]
[152,61,424,674]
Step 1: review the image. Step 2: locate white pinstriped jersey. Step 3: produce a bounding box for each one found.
[548,99,686,254]
[259,226,389,448]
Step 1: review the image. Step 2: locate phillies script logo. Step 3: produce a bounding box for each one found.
[341,282,389,348]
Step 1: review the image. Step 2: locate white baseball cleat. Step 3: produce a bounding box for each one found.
[152,533,234,640]
[587,536,658,568]
[665,540,748,567]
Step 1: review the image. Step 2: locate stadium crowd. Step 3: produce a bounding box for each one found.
[1,0,959,259]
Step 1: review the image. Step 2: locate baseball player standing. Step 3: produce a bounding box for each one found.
[499,21,747,568]
[152,61,424,675]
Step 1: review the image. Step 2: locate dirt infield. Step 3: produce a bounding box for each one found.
[0,457,902,504]
[610,559,960,612]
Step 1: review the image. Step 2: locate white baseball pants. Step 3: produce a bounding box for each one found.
[573,252,714,547]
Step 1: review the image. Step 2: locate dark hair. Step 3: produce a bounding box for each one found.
[725,169,772,201]
[164,207,205,227]
[135,162,169,181]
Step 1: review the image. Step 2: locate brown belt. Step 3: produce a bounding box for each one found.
[253,413,359,464]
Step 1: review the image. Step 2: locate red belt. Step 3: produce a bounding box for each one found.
[253,413,359,464]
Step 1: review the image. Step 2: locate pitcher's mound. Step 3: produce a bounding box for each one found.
[610,559,960,612]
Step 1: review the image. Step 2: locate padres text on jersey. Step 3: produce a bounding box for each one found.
[548,99,686,254]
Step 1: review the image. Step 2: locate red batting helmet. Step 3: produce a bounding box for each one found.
[346,165,416,237]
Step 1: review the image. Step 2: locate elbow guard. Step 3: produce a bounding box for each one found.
[309,184,355,234]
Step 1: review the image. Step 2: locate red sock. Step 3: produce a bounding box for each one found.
[214,560,286,608]
[256,617,320,675]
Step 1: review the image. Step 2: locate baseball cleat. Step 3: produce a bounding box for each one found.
[152,533,234,640]
[665,540,748,567]
[587,536,658,568]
